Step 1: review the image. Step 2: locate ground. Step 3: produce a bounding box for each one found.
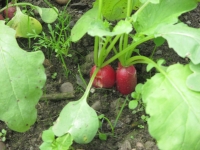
[0,0,200,150]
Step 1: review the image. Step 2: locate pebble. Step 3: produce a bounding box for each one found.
[155,50,162,55]
[91,100,101,111]
[136,142,144,149]
[144,141,156,149]
[118,140,131,150]
[60,82,74,93]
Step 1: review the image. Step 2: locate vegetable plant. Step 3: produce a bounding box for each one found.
[42,0,200,149]
[0,0,58,132]
[0,0,58,38]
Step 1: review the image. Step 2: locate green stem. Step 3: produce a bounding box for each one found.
[94,0,103,66]
[102,117,114,135]
[94,37,99,65]
[97,36,111,66]
[102,35,154,67]
[81,67,100,101]
[59,54,69,78]
[126,55,167,76]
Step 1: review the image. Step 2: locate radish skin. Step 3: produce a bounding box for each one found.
[90,65,116,88]
[116,62,137,95]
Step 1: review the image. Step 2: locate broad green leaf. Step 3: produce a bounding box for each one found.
[133,0,197,35]
[153,37,165,47]
[39,143,52,150]
[7,7,42,38]
[71,7,98,42]
[140,0,159,4]
[156,23,200,64]
[42,128,55,142]
[142,64,200,150]
[88,20,132,37]
[95,0,127,21]
[35,6,58,23]
[56,134,73,149]
[186,62,200,92]
[0,22,46,132]
[52,99,99,144]
[128,100,138,109]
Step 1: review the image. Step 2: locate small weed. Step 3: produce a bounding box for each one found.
[0,129,7,142]
[29,5,71,78]
[51,72,57,79]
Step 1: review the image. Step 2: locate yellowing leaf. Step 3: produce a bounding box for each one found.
[7,7,42,38]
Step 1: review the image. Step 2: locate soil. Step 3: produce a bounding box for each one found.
[0,0,200,150]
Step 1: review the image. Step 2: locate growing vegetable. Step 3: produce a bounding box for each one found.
[0,14,4,20]
[90,65,116,88]
[116,62,137,95]
[3,3,16,19]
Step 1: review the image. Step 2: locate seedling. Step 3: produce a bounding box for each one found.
[29,5,71,78]
[51,72,57,79]
[0,129,7,142]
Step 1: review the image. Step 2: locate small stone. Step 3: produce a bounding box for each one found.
[155,50,162,55]
[186,20,191,25]
[136,142,144,149]
[60,82,74,93]
[144,141,155,149]
[118,140,131,150]
[91,100,101,111]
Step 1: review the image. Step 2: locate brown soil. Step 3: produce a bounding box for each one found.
[0,0,200,150]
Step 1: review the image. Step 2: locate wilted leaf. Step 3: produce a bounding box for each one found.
[142,64,200,150]
[7,7,42,38]
[0,22,46,132]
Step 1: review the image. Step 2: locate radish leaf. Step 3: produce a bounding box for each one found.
[142,64,200,150]
[0,22,46,132]
[186,62,200,92]
[156,23,200,64]
[133,0,197,35]
[71,7,98,42]
[95,0,127,21]
[52,99,99,144]
[88,20,132,37]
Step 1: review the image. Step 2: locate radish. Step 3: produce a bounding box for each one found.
[90,65,116,88]
[116,62,137,95]
[0,14,4,20]
[3,3,16,19]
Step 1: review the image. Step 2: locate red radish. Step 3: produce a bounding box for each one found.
[116,62,137,95]
[0,14,4,20]
[90,65,116,88]
[3,3,16,19]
